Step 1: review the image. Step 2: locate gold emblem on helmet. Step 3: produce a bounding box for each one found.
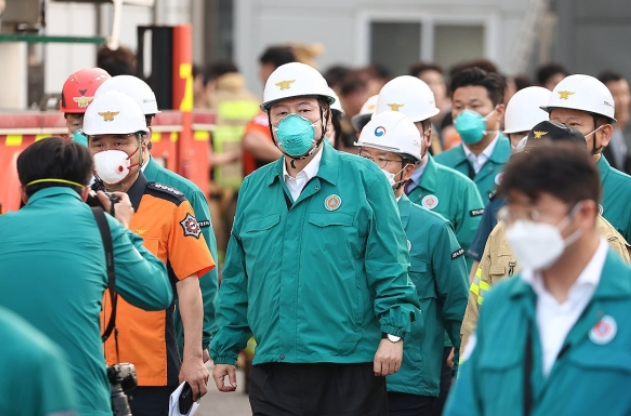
[387,103,405,111]
[98,111,120,122]
[557,90,575,100]
[73,96,94,108]
[275,80,296,90]
[533,131,548,139]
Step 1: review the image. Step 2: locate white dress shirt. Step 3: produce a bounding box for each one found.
[520,238,607,377]
[283,147,323,202]
[463,133,500,174]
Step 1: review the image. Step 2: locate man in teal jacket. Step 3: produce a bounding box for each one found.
[543,73,631,242]
[434,67,511,202]
[356,111,469,415]
[0,306,77,416]
[211,63,419,416]
[373,75,484,269]
[96,75,220,359]
[0,138,172,416]
[446,142,631,416]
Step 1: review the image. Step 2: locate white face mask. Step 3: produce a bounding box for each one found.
[93,149,138,185]
[505,205,582,270]
[380,165,409,189]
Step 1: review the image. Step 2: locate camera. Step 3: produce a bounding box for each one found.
[107,362,137,416]
[86,179,120,209]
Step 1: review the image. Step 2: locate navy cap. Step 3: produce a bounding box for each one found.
[524,121,586,150]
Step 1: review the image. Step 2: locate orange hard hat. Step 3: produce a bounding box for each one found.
[60,68,111,113]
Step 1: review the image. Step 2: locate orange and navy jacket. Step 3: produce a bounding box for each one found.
[243,111,274,176]
[102,173,215,386]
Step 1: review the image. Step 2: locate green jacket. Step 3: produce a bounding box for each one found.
[445,248,631,416]
[598,156,631,242]
[0,306,77,416]
[434,135,511,202]
[407,155,484,268]
[387,195,469,397]
[144,156,219,352]
[0,188,171,416]
[211,145,420,365]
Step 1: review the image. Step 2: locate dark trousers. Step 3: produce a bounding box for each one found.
[388,392,435,416]
[429,347,453,416]
[249,362,389,416]
[128,386,175,416]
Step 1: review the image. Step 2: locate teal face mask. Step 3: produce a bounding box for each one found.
[71,130,88,147]
[274,114,318,157]
[454,108,496,145]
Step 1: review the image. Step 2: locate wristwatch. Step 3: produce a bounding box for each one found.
[382,333,403,343]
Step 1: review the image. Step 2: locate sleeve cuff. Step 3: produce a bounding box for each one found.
[211,355,238,366]
[380,324,404,337]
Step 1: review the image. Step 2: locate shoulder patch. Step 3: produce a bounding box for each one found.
[180,213,202,238]
[470,208,484,217]
[198,220,211,228]
[451,248,465,260]
[146,182,186,206]
[489,189,498,200]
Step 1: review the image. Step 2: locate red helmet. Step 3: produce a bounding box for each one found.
[60,68,111,113]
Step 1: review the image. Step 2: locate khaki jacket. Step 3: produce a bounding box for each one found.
[460,215,631,356]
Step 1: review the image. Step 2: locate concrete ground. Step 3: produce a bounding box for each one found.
[195,363,251,416]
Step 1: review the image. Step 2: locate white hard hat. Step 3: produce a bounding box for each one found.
[355,110,422,162]
[328,87,345,117]
[261,62,335,112]
[84,91,149,136]
[95,75,160,115]
[540,74,616,123]
[504,86,552,134]
[375,75,440,122]
[351,95,378,131]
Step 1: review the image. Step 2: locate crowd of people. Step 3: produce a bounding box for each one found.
[1,39,631,416]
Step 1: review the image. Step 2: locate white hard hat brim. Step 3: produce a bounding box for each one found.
[353,141,421,163]
[540,105,617,124]
[260,95,335,112]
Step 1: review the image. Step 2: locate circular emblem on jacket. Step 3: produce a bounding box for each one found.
[422,195,439,210]
[324,194,342,211]
[589,315,617,345]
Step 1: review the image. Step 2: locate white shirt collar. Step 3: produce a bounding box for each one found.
[521,238,608,299]
[462,133,500,174]
[282,146,323,181]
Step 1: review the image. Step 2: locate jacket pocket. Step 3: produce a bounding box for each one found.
[308,213,354,228]
[409,256,436,299]
[245,214,281,233]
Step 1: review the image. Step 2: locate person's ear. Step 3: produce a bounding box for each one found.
[599,124,614,149]
[402,163,416,181]
[494,103,506,128]
[20,187,29,205]
[80,187,90,202]
[576,200,598,231]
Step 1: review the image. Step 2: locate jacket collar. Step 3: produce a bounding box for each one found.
[596,155,611,183]
[510,248,631,301]
[488,134,512,163]
[127,172,148,211]
[143,155,159,178]
[267,143,340,187]
[27,187,83,205]
[418,155,438,193]
[397,194,412,229]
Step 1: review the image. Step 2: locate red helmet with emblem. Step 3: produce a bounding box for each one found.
[60,68,111,113]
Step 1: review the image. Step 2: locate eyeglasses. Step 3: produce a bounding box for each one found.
[358,151,402,169]
[497,202,579,224]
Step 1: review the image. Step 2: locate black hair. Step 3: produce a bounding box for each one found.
[514,75,534,91]
[324,65,352,90]
[450,59,499,78]
[204,61,239,85]
[259,46,297,69]
[409,61,444,78]
[498,141,600,205]
[365,63,391,81]
[598,70,625,85]
[97,46,135,77]
[449,67,506,107]
[339,74,368,97]
[536,63,568,86]
[18,137,93,197]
